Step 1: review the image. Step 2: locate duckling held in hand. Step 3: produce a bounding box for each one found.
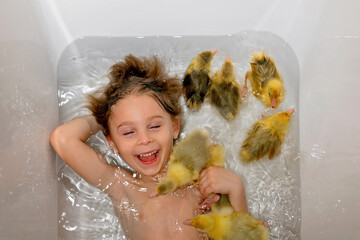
[209,56,241,120]
[206,143,226,169]
[240,108,294,163]
[183,49,217,110]
[200,144,234,216]
[244,51,285,108]
[188,211,269,240]
[156,128,211,195]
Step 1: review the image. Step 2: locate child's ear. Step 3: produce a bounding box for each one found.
[105,135,118,153]
[105,135,119,154]
[105,134,113,145]
[172,116,180,140]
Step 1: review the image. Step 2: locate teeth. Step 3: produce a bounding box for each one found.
[138,151,157,157]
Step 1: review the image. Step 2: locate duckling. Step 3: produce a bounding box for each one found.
[243,51,285,108]
[189,211,269,240]
[183,49,217,110]
[200,144,234,216]
[156,128,210,195]
[240,108,294,163]
[209,56,241,120]
[206,143,226,169]
[207,193,234,216]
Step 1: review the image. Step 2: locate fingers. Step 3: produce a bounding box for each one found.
[183,219,192,226]
[199,194,220,206]
[200,181,217,198]
[199,166,247,212]
[198,166,223,197]
[199,166,244,197]
[199,167,208,179]
[198,193,221,210]
[198,202,211,211]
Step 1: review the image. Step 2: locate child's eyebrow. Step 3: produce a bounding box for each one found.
[117,121,133,129]
[148,115,164,121]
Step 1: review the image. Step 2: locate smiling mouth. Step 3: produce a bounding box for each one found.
[136,150,159,165]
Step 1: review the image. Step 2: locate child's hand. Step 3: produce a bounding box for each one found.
[198,166,247,212]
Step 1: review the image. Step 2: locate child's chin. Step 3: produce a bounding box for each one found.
[138,165,162,177]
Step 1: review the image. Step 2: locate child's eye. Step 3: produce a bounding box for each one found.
[150,125,160,129]
[123,131,134,136]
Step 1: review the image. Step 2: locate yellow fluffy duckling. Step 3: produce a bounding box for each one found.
[190,211,269,240]
[244,51,285,108]
[156,128,210,195]
[206,143,226,169]
[183,49,217,110]
[240,108,294,162]
[209,56,241,120]
[202,144,234,216]
[185,145,269,240]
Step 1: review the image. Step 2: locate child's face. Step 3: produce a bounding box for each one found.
[106,94,180,176]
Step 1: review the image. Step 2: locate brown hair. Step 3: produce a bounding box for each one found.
[87,54,182,136]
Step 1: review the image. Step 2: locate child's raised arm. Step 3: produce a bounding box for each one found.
[198,166,248,212]
[50,115,117,191]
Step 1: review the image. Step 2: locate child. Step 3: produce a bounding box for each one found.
[50,55,247,240]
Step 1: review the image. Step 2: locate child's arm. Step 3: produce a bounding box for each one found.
[50,115,117,191]
[198,166,248,212]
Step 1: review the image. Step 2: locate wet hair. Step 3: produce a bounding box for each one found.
[87,54,182,136]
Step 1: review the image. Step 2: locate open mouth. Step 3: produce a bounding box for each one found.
[136,150,159,165]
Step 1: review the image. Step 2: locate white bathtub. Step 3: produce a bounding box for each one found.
[1,0,359,239]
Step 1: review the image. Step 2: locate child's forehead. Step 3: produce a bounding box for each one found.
[116,93,161,108]
[110,94,169,120]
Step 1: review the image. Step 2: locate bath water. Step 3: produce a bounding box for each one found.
[57,31,300,240]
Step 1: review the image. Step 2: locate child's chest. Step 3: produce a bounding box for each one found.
[112,183,204,240]
[133,184,202,220]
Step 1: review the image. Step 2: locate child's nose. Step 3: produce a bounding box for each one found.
[137,130,153,145]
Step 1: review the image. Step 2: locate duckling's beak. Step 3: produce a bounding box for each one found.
[287,108,295,115]
[271,98,277,108]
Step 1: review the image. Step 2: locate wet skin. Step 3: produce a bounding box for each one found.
[104,94,205,239]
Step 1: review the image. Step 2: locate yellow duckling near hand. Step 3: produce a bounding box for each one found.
[200,144,234,216]
[189,211,269,240]
[156,128,211,195]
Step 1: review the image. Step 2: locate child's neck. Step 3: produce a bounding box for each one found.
[133,169,167,184]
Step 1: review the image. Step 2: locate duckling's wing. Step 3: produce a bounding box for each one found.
[251,54,280,89]
[209,81,240,120]
[183,69,210,109]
